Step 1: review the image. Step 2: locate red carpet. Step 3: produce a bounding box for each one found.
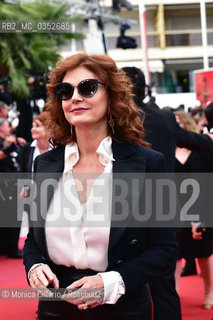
[0,239,212,320]
[179,274,213,320]
[0,255,37,320]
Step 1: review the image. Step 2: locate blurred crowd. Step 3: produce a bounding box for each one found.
[0,95,50,258]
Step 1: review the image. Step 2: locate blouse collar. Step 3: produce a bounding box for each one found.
[64,136,115,174]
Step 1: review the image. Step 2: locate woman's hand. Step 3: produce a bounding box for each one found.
[61,274,104,310]
[29,264,59,296]
[191,222,206,240]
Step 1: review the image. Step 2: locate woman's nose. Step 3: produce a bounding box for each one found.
[71,87,83,102]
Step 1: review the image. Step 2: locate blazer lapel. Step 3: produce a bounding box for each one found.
[33,146,65,257]
[108,140,146,251]
[26,147,35,172]
[35,145,65,173]
[34,145,65,222]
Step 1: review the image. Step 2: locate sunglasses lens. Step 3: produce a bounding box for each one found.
[55,79,101,100]
[78,79,97,97]
[55,83,74,100]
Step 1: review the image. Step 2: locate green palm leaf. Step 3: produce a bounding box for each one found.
[0,0,84,99]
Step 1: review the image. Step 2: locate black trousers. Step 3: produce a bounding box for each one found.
[0,197,21,255]
[37,264,152,320]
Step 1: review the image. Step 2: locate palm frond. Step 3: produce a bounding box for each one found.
[0,0,84,99]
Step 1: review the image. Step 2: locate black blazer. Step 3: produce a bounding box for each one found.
[20,142,35,173]
[141,103,213,172]
[23,140,178,312]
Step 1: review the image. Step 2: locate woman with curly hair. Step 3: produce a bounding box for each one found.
[23,53,178,320]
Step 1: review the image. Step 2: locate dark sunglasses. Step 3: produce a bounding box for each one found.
[55,79,104,101]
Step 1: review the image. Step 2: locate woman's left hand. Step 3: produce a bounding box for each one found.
[61,274,104,310]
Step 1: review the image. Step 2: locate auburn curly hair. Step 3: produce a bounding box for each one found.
[45,53,149,147]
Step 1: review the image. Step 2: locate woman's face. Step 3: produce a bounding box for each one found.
[31,119,47,141]
[61,66,109,129]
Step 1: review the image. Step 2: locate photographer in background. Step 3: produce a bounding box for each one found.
[0,134,21,172]
[0,129,23,258]
[0,118,23,258]
[0,103,26,147]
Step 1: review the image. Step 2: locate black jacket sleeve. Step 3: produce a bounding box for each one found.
[177,124,213,153]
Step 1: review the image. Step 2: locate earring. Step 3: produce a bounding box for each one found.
[108,108,115,135]
[70,125,73,136]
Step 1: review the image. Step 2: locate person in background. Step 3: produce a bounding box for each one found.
[20,111,51,233]
[21,111,51,173]
[0,132,22,258]
[24,53,178,320]
[0,119,25,258]
[121,67,213,173]
[204,102,213,133]
[121,66,213,320]
[0,110,26,148]
[174,110,213,310]
[0,134,21,172]
[191,108,204,134]
[0,118,10,148]
[122,66,182,320]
